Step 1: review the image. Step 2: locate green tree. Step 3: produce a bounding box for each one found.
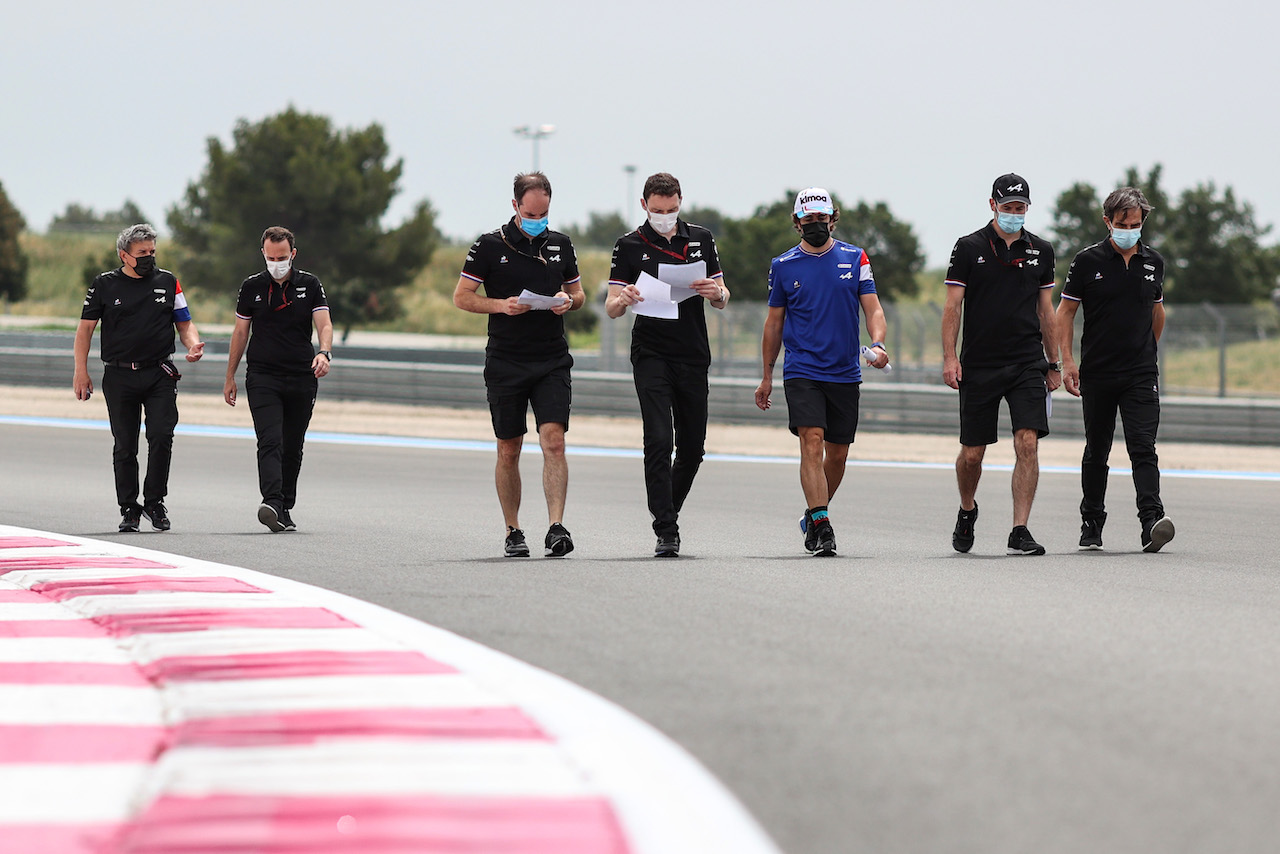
[1163,182,1278,303]
[0,180,29,302]
[680,205,728,237]
[565,211,628,249]
[838,200,925,300]
[715,191,924,301]
[50,199,149,233]
[168,107,439,336]
[1049,181,1101,270]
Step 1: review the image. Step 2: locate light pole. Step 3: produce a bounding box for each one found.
[623,164,637,221]
[513,124,556,171]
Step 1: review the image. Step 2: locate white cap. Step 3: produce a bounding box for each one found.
[793,187,835,217]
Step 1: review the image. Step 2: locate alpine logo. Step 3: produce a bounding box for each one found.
[1144,274,1156,281]
[1004,183,1024,193]
[1026,258,1039,267]
[153,296,166,304]
[548,255,561,262]
[690,250,702,259]
[839,272,854,280]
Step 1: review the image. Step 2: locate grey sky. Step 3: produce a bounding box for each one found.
[3,0,1275,270]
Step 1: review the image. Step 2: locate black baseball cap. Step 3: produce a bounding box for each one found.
[992,173,1031,205]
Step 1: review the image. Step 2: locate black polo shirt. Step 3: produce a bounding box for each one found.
[1061,238,1165,378]
[461,218,581,361]
[608,220,724,367]
[944,221,1056,369]
[235,269,329,376]
[81,268,188,364]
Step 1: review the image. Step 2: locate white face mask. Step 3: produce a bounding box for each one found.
[648,210,679,233]
[266,257,292,280]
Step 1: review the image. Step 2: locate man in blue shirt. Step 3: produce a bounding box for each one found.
[755,188,888,556]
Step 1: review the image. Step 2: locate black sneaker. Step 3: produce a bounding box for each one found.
[1079,519,1103,550]
[1142,516,1175,553]
[504,527,530,558]
[952,504,978,553]
[655,532,680,558]
[280,509,297,532]
[812,520,837,557]
[1007,525,1046,556]
[257,503,285,533]
[800,510,818,553]
[141,502,170,532]
[545,523,574,557]
[119,504,142,533]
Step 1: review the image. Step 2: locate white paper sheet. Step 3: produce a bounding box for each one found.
[516,289,571,310]
[658,261,707,303]
[631,272,679,320]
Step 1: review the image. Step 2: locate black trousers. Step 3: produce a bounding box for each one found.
[101,365,179,510]
[246,372,318,511]
[633,356,708,536]
[1080,372,1163,525]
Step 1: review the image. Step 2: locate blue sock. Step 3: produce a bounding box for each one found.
[810,507,829,525]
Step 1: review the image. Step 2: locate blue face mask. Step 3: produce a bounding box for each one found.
[1111,226,1141,250]
[996,212,1025,234]
[520,215,549,237]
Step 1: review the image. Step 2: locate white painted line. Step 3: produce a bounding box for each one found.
[0,684,165,725]
[66,592,289,616]
[119,627,407,663]
[166,674,508,718]
[146,740,599,798]
[3,413,1277,481]
[0,602,83,620]
[0,764,153,823]
[0,637,139,664]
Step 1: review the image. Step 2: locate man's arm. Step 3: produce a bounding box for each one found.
[605,283,642,318]
[859,292,889,368]
[1055,298,1082,396]
[312,308,334,378]
[175,320,204,362]
[551,277,585,316]
[1038,287,1060,392]
[453,275,529,316]
[941,284,965,389]
[1152,302,1166,343]
[223,317,251,406]
[73,319,98,400]
[755,305,786,411]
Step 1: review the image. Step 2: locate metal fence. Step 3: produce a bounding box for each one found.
[595,300,1280,398]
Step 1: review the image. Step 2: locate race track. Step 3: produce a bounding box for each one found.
[3,419,1279,854]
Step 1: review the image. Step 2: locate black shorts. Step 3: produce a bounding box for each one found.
[484,353,573,440]
[783,378,860,445]
[958,360,1050,446]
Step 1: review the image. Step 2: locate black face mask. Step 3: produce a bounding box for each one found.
[132,255,157,276]
[800,221,831,247]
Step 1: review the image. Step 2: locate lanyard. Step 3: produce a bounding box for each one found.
[636,229,688,262]
[987,237,1028,268]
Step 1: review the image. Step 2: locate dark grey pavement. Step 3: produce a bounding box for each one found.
[4,421,1280,854]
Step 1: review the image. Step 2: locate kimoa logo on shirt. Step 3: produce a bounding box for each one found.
[1144,264,1156,271]
[838,263,852,268]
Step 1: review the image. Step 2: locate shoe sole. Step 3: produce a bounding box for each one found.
[257,504,285,533]
[505,548,530,558]
[141,511,169,532]
[1007,546,1047,556]
[952,538,974,553]
[654,551,680,558]
[813,545,837,557]
[1078,543,1103,551]
[119,525,139,533]
[545,539,574,558]
[1144,517,1175,553]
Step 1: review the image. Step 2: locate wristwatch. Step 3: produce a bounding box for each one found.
[318,350,332,361]
[716,286,726,303]
[870,341,886,350]
[1048,360,1062,372]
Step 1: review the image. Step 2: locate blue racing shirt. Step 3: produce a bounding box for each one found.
[767,240,876,382]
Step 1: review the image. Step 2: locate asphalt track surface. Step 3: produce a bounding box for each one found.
[4,420,1280,854]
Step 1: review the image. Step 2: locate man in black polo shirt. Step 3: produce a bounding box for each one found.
[223,226,333,533]
[942,174,1060,555]
[453,172,585,558]
[605,172,729,558]
[73,223,205,532]
[1057,187,1175,553]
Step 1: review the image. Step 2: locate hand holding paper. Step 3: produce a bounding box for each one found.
[631,272,679,320]
[517,289,572,311]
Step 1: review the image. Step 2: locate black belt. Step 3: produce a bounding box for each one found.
[104,360,162,370]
